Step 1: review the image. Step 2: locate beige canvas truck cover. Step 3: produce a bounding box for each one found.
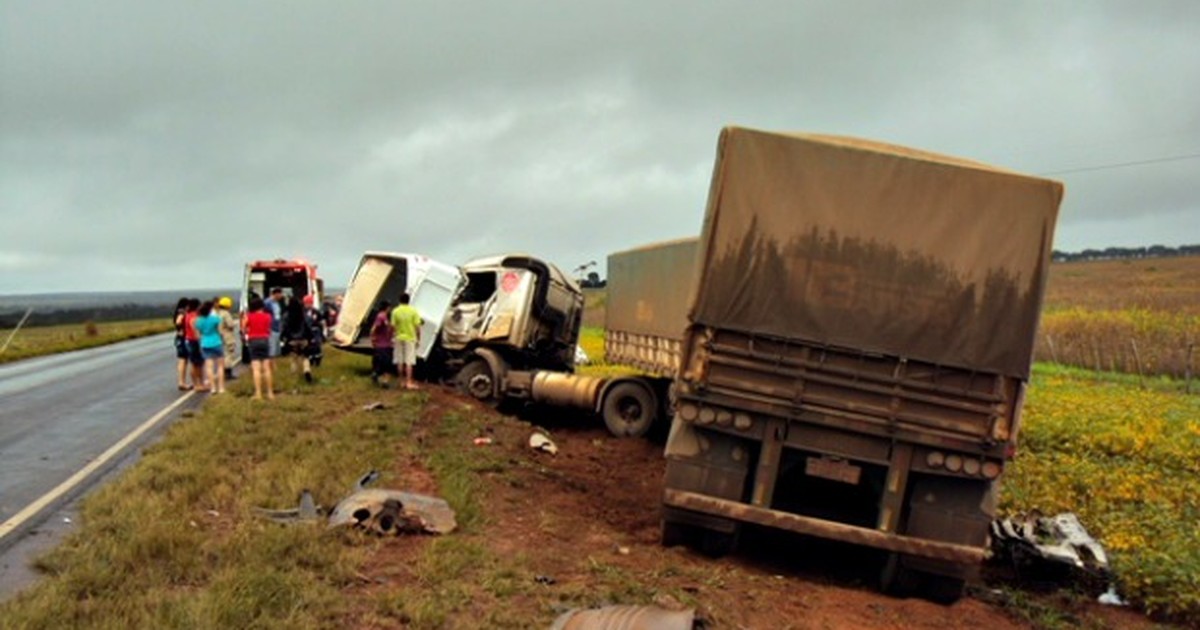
[690,127,1064,378]
[606,237,700,340]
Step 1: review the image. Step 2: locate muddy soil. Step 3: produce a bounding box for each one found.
[357,388,1156,629]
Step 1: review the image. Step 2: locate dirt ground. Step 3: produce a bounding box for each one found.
[351,388,1159,630]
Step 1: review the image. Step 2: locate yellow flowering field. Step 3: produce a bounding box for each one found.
[1002,363,1200,622]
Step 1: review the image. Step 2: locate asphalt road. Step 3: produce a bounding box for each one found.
[0,333,204,597]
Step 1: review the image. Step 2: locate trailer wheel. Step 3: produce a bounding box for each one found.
[880,553,965,604]
[458,359,497,403]
[601,381,656,437]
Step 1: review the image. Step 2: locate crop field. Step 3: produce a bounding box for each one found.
[1035,256,1200,381]
[1002,364,1199,621]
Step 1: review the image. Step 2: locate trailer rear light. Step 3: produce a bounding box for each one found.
[716,410,733,426]
[963,458,981,476]
[679,403,699,422]
[698,407,716,425]
[982,461,1002,479]
[734,412,753,430]
[926,451,945,468]
[944,454,963,473]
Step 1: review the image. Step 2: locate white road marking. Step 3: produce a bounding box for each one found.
[0,390,195,542]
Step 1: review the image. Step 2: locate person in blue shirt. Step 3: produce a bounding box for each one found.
[193,300,226,394]
[265,287,285,365]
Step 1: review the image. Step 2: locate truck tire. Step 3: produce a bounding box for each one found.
[458,359,497,404]
[601,380,656,437]
[880,553,965,604]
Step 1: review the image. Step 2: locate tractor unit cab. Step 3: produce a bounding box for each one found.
[439,254,583,373]
[240,259,323,314]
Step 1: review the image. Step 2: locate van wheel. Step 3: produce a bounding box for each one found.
[458,360,497,403]
[601,381,656,437]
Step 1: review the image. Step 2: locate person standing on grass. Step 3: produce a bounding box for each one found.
[173,297,193,390]
[369,300,395,387]
[302,294,325,369]
[183,298,207,391]
[217,296,239,380]
[194,300,226,394]
[281,296,317,383]
[242,296,275,400]
[389,293,423,390]
[265,287,285,367]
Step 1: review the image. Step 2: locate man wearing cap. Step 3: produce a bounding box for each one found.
[217,296,240,380]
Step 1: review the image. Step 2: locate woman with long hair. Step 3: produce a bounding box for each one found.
[173,297,192,390]
[194,300,226,394]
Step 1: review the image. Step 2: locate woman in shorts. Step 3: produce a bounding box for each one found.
[194,300,226,394]
[173,297,192,390]
[243,296,275,400]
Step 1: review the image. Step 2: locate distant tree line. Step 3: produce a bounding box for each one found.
[1051,244,1200,263]
[0,303,175,329]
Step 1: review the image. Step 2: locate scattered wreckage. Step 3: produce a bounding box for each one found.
[254,470,456,536]
[990,511,1123,602]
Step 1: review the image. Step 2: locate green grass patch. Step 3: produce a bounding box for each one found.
[0,319,174,364]
[1002,364,1200,623]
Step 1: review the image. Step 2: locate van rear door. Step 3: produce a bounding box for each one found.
[333,256,397,347]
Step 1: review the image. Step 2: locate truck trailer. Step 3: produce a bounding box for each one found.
[658,127,1064,602]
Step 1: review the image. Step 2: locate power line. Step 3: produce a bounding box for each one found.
[1038,152,1200,176]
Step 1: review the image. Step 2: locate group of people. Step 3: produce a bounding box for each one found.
[174,289,339,400]
[368,293,423,390]
[173,296,239,394]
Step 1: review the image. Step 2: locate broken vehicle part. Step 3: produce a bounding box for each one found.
[253,489,321,524]
[327,488,457,535]
[529,432,559,455]
[990,512,1113,593]
[550,605,697,630]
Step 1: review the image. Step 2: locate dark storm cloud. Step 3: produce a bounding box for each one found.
[1,1,1197,293]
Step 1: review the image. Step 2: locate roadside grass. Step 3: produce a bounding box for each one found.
[1,351,416,628]
[0,319,173,364]
[0,348,655,629]
[1001,363,1200,623]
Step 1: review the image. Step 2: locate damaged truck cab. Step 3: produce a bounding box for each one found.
[660,127,1064,602]
[439,254,583,383]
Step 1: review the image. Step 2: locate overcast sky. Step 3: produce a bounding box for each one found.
[2,1,1197,295]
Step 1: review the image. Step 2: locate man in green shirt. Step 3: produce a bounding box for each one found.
[389,293,423,390]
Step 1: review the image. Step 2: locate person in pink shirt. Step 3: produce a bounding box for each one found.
[369,300,396,388]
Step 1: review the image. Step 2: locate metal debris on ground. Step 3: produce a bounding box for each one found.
[361,401,386,411]
[473,436,494,445]
[328,488,457,535]
[990,511,1117,596]
[550,605,697,630]
[529,432,559,455]
[253,471,456,535]
[253,489,322,524]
